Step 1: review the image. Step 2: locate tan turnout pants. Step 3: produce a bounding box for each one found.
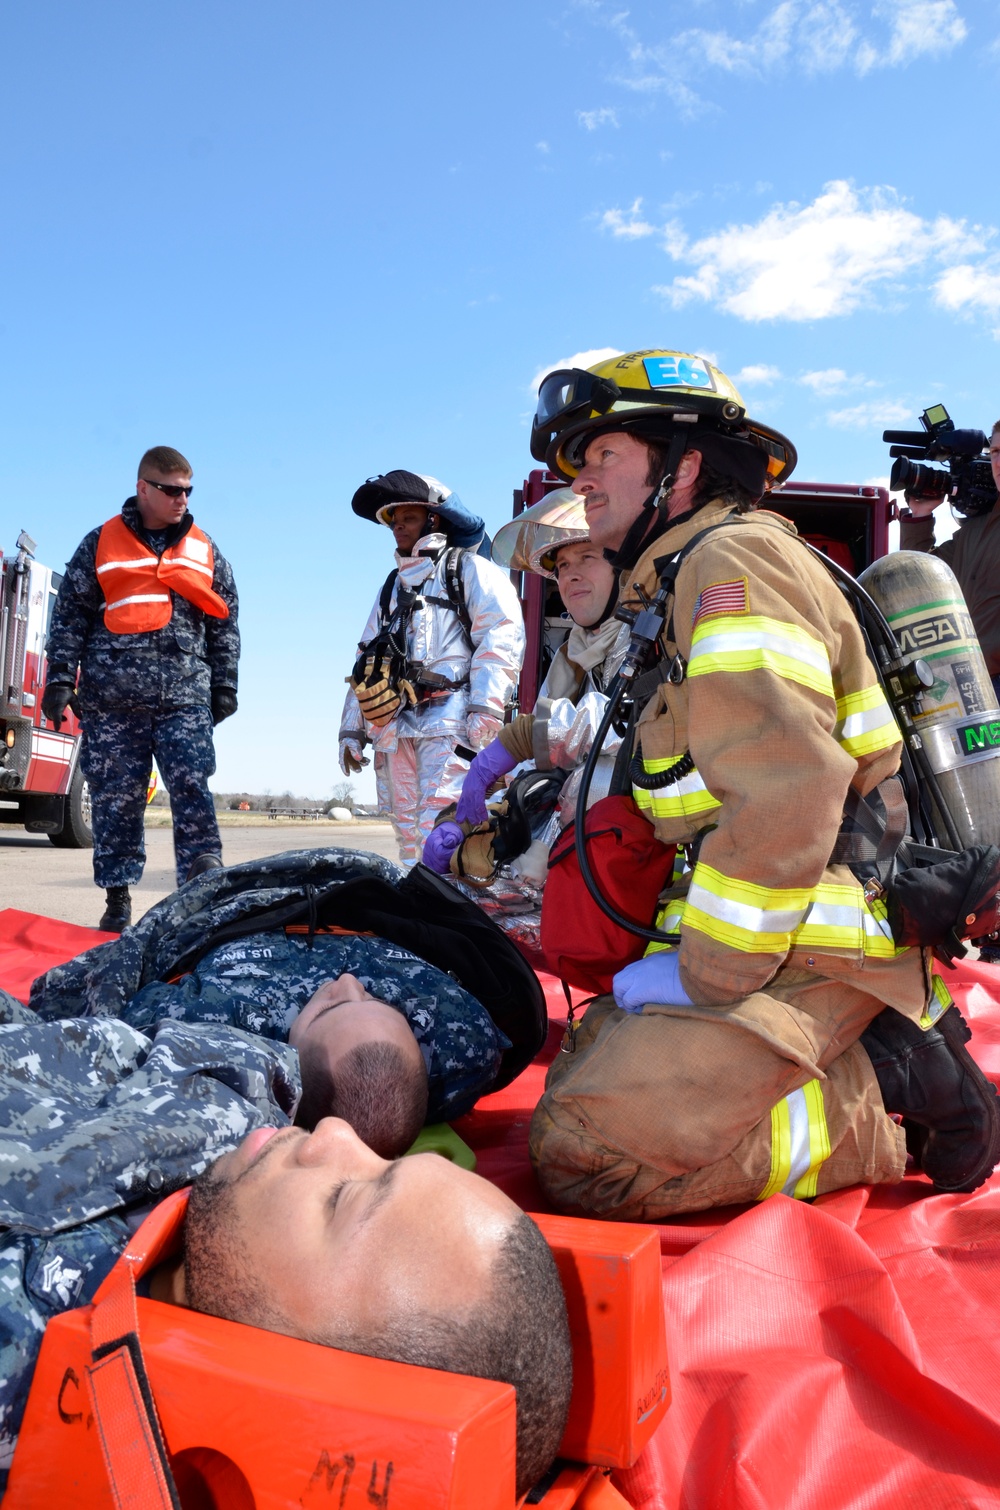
[529,958,932,1220]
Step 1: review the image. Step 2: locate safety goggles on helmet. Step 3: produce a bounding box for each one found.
[534,369,623,434]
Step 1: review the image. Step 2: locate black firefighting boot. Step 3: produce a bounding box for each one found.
[98,886,132,933]
[185,852,224,883]
[860,1005,1000,1194]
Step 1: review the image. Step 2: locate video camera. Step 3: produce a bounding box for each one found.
[883,404,998,518]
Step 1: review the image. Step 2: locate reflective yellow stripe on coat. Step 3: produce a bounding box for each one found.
[635,617,898,821]
[922,973,953,1029]
[632,759,722,823]
[758,1079,832,1200]
[683,863,902,958]
[688,614,835,699]
[834,683,900,758]
[688,612,899,759]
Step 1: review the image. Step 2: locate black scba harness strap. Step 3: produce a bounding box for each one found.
[625,513,746,792]
[359,547,473,703]
[168,863,547,1093]
[377,546,472,639]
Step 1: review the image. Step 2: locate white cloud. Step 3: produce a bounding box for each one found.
[799,367,879,394]
[734,364,781,386]
[586,0,969,117]
[599,199,657,238]
[649,180,983,322]
[530,348,624,393]
[577,107,619,130]
[827,400,913,430]
[681,1,860,77]
[934,262,1000,334]
[536,140,551,154]
[800,368,850,394]
[857,0,967,73]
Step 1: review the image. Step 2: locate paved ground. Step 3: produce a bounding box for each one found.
[0,822,399,929]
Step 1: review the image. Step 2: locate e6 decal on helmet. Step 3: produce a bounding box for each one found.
[643,355,716,391]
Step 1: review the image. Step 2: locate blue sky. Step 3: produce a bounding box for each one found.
[2,0,996,802]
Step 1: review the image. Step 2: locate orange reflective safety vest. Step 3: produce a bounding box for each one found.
[95,515,229,634]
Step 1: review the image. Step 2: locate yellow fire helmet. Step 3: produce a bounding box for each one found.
[531,348,796,488]
[491,488,590,581]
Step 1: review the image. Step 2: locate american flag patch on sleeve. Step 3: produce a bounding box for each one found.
[692,577,749,628]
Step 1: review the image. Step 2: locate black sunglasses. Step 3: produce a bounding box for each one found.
[143,480,193,499]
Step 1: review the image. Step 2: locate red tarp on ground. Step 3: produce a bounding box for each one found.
[4,908,1000,1509]
[0,908,118,1003]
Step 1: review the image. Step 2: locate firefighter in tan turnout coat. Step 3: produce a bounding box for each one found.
[527,349,1000,1219]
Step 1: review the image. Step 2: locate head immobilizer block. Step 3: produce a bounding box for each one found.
[6,1190,668,1509]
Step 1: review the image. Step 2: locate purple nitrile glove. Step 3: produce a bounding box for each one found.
[423,821,465,874]
[455,738,518,826]
[612,952,694,1014]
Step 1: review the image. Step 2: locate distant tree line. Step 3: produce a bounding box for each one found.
[213,788,355,814]
[149,782,381,817]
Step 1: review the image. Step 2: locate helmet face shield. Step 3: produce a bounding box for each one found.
[492,488,589,578]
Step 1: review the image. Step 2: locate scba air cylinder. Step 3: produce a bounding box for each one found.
[858,551,1000,849]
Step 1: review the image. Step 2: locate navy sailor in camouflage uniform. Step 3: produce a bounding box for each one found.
[120,927,510,1148]
[30,848,530,1162]
[42,446,240,932]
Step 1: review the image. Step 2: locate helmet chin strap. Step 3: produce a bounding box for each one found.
[604,429,690,573]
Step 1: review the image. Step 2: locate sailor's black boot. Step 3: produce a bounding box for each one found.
[185,852,224,883]
[98,885,132,933]
[860,1005,1000,1194]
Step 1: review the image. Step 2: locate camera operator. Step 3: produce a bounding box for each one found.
[899,418,1000,699]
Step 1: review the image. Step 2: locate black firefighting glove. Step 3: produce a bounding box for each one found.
[41,683,75,731]
[889,843,1000,963]
[211,688,239,725]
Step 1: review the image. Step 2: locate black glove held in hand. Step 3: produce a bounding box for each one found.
[41,683,74,730]
[211,688,238,725]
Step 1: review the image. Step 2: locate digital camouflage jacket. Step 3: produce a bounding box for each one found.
[0,989,299,1492]
[119,925,508,1123]
[44,497,240,713]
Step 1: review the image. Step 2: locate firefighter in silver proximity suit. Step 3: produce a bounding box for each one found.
[492,490,627,850]
[423,493,627,952]
[339,470,524,867]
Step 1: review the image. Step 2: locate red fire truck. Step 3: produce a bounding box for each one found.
[0,530,92,846]
[511,470,892,710]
